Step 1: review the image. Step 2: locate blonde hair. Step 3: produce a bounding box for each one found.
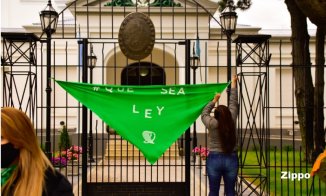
[1,107,54,196]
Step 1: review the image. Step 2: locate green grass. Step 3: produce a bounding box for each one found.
[240,150,326,195]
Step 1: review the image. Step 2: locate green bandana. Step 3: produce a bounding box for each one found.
[1,165,17,186]
[56,80,229,164]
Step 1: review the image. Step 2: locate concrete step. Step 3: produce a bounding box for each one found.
[105,139,179,159]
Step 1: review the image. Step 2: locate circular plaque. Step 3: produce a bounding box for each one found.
[119,12,155,60]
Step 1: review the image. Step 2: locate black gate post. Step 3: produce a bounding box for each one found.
[226,35,232,105]
[81,38,88,196]
[45,31,53,160]
[185,39,191,196]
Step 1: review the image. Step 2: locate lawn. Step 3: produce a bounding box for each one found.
[240,149,326,195]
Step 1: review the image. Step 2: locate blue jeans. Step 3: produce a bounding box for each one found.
[206,151,238,196]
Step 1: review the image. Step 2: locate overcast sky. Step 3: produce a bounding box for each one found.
[233,0,316,30]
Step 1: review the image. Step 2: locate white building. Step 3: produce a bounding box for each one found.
[1,0,323,139]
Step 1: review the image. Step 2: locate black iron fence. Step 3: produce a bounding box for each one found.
[1,1,325,195]
[2,36,325,195]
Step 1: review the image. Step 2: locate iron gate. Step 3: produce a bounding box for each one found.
[81,39,193,195]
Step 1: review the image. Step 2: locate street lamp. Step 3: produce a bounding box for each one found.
[40,0,58,160]
[220,0,237,104]
[88,44,97,69]
[40,1,58,36]
[190,56,199,71]
[88,44,97,162]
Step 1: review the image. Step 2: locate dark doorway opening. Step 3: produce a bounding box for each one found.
[121,62,165,85]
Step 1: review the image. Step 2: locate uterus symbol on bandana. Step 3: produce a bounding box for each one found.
[142,130,156,144]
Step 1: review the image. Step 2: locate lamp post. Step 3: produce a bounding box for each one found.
[40,0,58,160]
[220,0,237,104]
[190,48,199,162]
[88,44,97,162]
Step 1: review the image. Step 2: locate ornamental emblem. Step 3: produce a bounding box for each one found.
[118,12,156,60]
[142,130,156,144]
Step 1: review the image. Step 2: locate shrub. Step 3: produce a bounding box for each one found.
[58,121,71,150]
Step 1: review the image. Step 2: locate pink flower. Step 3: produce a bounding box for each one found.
[58,145,83,161]
[200,147,209,160]
[69,145,83,154]
[73,154,79,159]
[192,146,201,155]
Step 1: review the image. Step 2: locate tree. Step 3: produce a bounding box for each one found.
[217,0,251,12]
[285,0,314,161]
[294,0,326,26]
[58,121,71,150]
[285,0,326,161]
[295,0,326,158]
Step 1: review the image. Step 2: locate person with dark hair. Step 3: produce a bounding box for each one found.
[201,75,238,196]
[1,107,73,196]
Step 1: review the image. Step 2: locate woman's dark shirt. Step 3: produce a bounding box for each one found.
[43,168,73,196]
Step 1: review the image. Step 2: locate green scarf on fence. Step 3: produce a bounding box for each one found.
[56,80,229,164]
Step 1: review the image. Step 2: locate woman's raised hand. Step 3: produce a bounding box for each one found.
[231,75,237,88]
[213,93,221,103]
